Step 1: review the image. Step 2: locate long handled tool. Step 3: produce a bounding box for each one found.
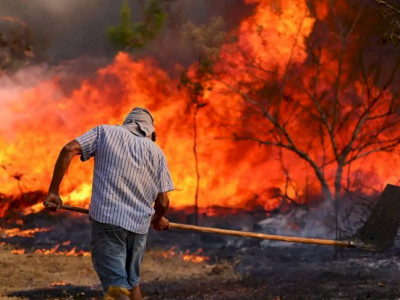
[60,204,351,247]
[56,184,400,252]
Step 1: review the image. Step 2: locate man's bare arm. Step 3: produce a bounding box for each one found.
[154,192,169,219]
[44,140,82,210]
[152,192,170,230]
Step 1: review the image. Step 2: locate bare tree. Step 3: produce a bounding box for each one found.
[209,2,400,237]
[179,17,226,225]
[0,17,37,74]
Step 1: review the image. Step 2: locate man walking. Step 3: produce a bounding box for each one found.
[44,107,174,300]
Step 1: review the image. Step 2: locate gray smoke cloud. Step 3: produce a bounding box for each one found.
[0,0,253,67]
[0,0,254,100]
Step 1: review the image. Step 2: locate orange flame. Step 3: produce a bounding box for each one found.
[34,244,90,256]
[0,0,318,214]
[157,246,177,259]
[1,227,51,237]
[0,0,398,217]
[182,248,210,263]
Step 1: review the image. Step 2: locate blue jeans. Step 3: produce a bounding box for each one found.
[90,218,147,291]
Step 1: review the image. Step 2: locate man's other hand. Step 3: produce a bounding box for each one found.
[152,216,170,231]
[43,192,63,211]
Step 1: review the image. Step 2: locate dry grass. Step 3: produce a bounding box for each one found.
[0,243,98,299]
[0,244,239,300]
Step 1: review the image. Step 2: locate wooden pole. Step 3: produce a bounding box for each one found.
[59,204,90,214]
[59,204,352,248]
[169,223,352,247]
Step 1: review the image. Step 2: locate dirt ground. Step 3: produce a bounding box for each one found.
[2,241,400,300]
[2,210,400,299]
[0,243,240,300]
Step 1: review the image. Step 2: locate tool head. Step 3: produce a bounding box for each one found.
[349,184,400,252]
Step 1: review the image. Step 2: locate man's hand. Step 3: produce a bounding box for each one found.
[43,192,63,211]
[46,140,82,210]
[151,215,170,231]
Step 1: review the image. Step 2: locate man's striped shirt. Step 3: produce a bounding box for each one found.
[75,125,174,234]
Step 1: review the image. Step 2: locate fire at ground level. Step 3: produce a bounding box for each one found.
[1,209,400,299]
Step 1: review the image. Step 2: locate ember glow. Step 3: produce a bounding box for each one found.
[50,281,67,287]
[0,0,399,216]
[155,247,210,263]
[157,246,177,259]
[10,249,25,255]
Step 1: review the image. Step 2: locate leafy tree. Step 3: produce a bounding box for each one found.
[108,0,167,50]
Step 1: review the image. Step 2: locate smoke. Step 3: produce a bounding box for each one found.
[0,0,117,64]
[0,0,253,68]
[0,0,256,120]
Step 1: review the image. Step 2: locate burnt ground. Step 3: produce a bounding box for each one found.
[1,208,400,299]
